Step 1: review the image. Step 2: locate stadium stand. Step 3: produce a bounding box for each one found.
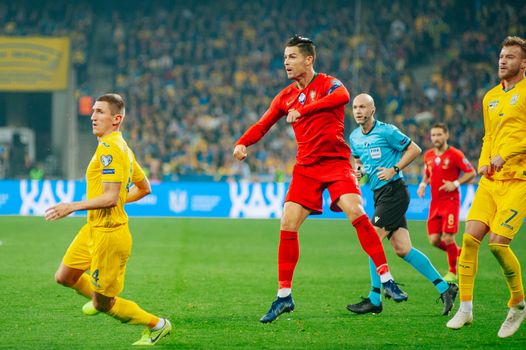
[1,0,525,181]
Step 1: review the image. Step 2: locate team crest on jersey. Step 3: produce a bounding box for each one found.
[488,100,499,110]
[434,157,441,165]
[510,94,519,105]
[298,93,306,104]
[444,158,450,166]
[101,155,113,167]
[310,91,316,101]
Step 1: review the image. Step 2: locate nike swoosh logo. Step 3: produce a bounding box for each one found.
[150,331,164,343]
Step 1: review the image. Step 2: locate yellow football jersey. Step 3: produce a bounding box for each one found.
[85,131,145,228]
[479,78,526,180]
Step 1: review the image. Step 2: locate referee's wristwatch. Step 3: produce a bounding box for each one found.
[393,165,400,173]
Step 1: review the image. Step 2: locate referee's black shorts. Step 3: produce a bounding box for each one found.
[371,178,410,235]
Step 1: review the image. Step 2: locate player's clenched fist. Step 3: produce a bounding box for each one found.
[286,109,301,123]
[233,144,247,160]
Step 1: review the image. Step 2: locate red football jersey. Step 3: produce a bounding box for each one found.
[424,146,474,201]
[236,73,350,165]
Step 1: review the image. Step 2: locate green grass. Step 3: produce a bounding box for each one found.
[1,217,525,349]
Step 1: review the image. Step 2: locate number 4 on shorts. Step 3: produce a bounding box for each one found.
[91,269,100,282]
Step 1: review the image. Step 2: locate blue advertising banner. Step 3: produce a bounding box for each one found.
[0,180,477,220]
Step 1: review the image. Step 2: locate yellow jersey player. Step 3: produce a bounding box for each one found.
[447,36,526,338]
[45,93,172,346]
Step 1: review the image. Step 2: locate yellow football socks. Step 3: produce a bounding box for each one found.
[489,243,525,307]
[107,297,160,328]
[72,273,93,298]
[458,234,481,302]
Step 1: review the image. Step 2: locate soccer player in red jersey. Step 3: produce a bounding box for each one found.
[417,123,475,283]
[233,35,406,323]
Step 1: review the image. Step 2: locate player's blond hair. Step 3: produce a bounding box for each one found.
[502,36,526,58]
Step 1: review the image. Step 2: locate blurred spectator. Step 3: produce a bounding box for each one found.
[8,133,29,178]
[2,0,525,182]
[29,162,45,180]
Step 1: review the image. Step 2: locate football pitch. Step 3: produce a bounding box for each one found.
[1,216,525,349]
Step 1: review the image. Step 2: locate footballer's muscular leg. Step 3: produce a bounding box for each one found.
[277,202,310,293]
[337,193,389,275]
[280,201,310,232]
[94,292,160,327]
[458,221,488,306]
[56,262,159,327]
[442,232,460,274]
[488,232,524,307]
[93,292,115,312]
[389,227,449,294]
[383,227,412,257]
[55,263,92,298]
[428,232,445,249]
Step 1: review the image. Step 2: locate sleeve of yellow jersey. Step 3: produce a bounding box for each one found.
[477,94,492,171]
[130,150,146,184]
[96,142,125,184]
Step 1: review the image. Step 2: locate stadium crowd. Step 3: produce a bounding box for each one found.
[1,0,525,182]
[0,1,93,85]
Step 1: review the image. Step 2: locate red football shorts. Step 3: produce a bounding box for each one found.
[285,159,361,214]
[427,199,460,235]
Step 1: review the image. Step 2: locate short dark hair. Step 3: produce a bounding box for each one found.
[502,36,526,58]
[96,93,125,116]
[286,34,316,61]
[431,122,448,133]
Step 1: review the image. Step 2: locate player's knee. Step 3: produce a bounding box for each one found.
[488,242,509,256]
[280,216,299,232]
[347,206,366,222]
[92,296,113,312]
[462,233,481,249]
[428,235,440,246]
[54,272,66,286]
[55,272,74,287]
[393,244,411,257]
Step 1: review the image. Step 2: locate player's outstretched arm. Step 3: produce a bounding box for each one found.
[233,144,248,161]
[45,182,121,221]
[126,177,151,204]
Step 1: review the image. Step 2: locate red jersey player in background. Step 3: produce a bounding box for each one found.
[417,123,475,283]
[233,35,406,324]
